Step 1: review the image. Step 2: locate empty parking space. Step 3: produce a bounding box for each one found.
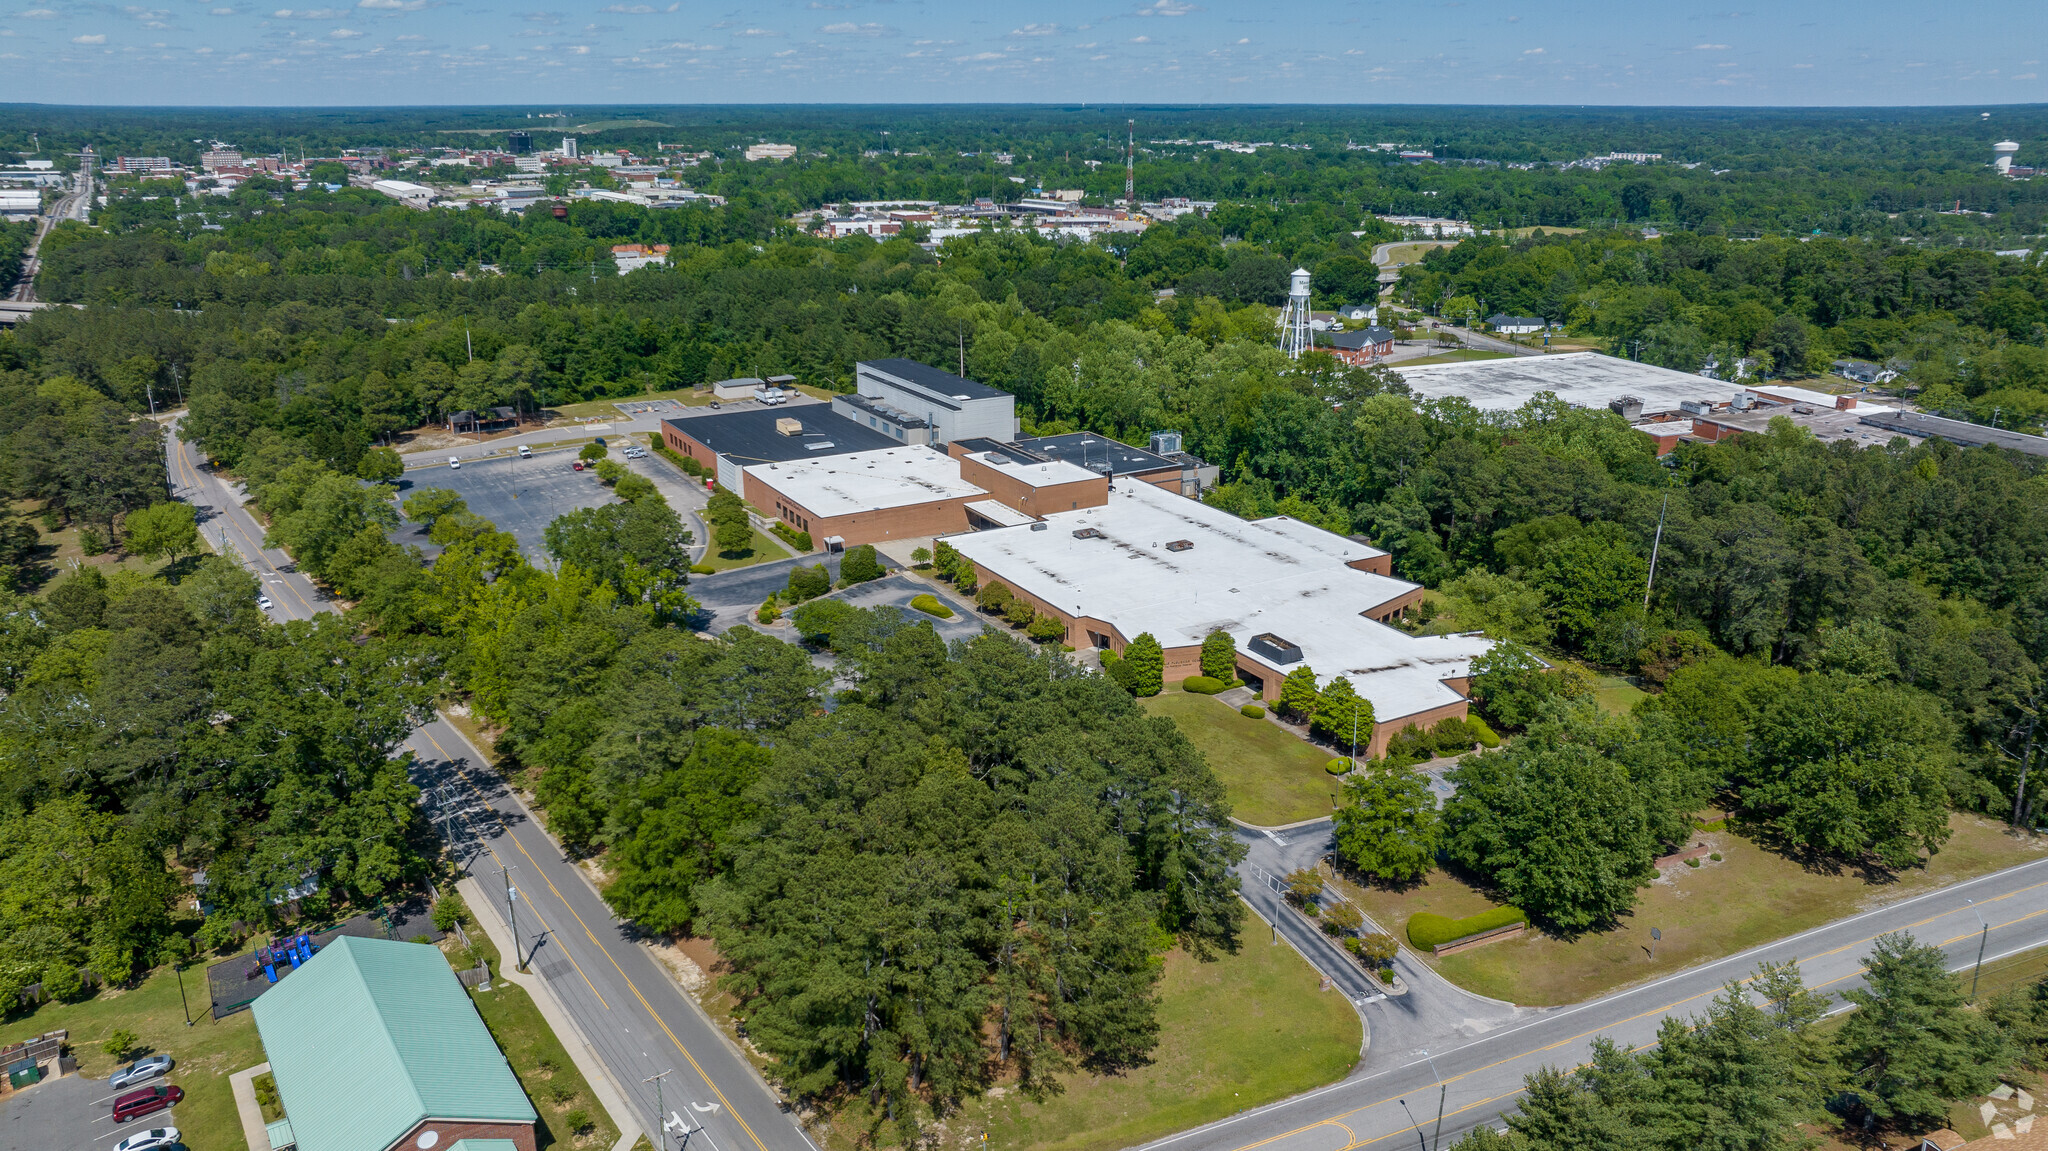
[613,399,686,418]
[0,1072,185,1151]
[393,454,616,565]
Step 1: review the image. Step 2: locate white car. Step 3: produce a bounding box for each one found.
[256,595,274,610]
[115,1129,179,1151]
[447,456,461,470]
[518,445,532,459]
[109,1054,174,1090]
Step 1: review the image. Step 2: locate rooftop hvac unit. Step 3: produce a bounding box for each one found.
[1030,522,1049,531]
[1608,396,1644,420]
[1165,539,1193,552]
[1680,399,1713,416]
[775,417,804,436]
[1733,392,1756,411]
[1149,430,1184,456]
[1073,527,1105,539]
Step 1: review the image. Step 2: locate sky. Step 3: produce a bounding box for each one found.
[1,0,2045,107]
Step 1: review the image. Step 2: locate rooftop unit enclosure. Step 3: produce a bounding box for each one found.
[1249,633,1304,665]
[1608,396,1643,421]
[854,358,1017,445]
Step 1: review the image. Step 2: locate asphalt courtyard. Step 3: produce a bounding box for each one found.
[0,1071,181,1151]
[395,451,616,565]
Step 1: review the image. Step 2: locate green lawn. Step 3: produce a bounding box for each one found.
[1397,349,1515,366]
[699,528,790,572]
[1593,674,1649,716]
[0,959,268,1151]
[825,938,1361,1151]
[1140,691,1339,827]
[1337,813,2048,1006]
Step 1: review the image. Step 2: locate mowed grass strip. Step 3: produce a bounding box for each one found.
[1337,813,2048,1006]
[854,939,1361,1151]
[1140,692,1338,827]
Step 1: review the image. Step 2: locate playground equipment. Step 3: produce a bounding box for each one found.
[251,935,322,984]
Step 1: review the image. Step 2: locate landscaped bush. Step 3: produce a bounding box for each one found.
[1241,703,1266,718]
[786,563,831,602]
[977,580,1014,613]
[690,563,715,575]
[839,543,884,584]
[1405,906,1529,951]
[1181,675,1228,694]
[909,593,953,619]
[1004,597,1036,627]
[1325,757,1352,775]
[771,522,813,552]
[1025,613,1064,642]
[1468,716,1501,748]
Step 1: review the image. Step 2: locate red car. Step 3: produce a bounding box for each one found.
[572,459,585,471]
[112,1085,183,1123]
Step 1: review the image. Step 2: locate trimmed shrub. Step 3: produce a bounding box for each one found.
[786,563,831,602]
[756,595,781,624]
[1003,596,1036,627]
[1200,629,1237,681]
[771,522,813,552]
[1325,758,1353,775]
[1025,613,1064,642]
[839,543,883,584]
[1405,906,1528,951]
[1469,716,1502,748]
[909,593,953,619]
[976,580,1014,613]
[690,563,715,575]
[1240,703,1266,718]
[1709,852,1723,861]
[1181,675,1228,694]
[1686,856,1702,868]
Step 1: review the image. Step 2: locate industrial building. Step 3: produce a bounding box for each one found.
[946,481,1490,758]
[743,445,1003,545]
[250,936,537,1151]
[660,404,901,493]
[1397,352,1721,413]
[948,431,1216,497]
[832,358,1019,445]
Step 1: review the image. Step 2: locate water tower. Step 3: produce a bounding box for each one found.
[1280,267,1313,359]
[1995,141,2020,176]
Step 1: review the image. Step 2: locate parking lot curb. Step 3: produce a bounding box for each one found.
[458,874,644,1149]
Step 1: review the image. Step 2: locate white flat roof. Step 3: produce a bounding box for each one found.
[747,446,986,518]
[1634,420,1694,438]
[949,482,1488,724]
[1398,351,1724,413]
[966,450,1101,488]
[965,498,1037,527]
[1746,384,1846,407]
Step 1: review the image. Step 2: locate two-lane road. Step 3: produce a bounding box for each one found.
[1168,824,2048,1151]
[408,715,817,1151]
[163,414,328,622]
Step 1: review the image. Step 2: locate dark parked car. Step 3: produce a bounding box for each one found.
[112,1085,183,1123]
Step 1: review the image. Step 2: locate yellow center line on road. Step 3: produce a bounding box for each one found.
[171,436,317,616]
[1225,879,2048,1151]
[419,725,773,1151]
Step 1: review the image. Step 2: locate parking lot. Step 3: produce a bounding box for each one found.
[0,1068,182,1151]
[395,451,617,565]
[612,399,686,418]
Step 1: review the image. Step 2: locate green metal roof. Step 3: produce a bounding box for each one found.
[265,1117,297,1149]
[251,936,536,1151]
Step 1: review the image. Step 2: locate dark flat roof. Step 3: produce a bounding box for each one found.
[663,407,901,465]
[1012,432,1179,476]
[1321,327,1395,349]
[859,357,1009,402]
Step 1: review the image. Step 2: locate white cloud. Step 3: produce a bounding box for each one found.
[328,26,359,36]
[1693,42,1729,49]
[1136,0,1196,14]
[71,31,104,41]
[567,42,586,52]
[209,6,233,12]
[1130,34,1149,42]
[733,26,777,36]
[954,50,999,60]
[18,8,58,16]
[1009,22,1057,36]
[359,0,435,8]
[393,31,419,38]
[1523,46,1543,54]
[821,20,887,34]
[274,8,347,18]
[599,3,651,11]
[660,39,718,49]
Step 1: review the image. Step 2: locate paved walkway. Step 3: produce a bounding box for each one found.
[228,1063,271,1151]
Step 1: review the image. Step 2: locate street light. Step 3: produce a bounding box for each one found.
[1421,1050,1447,1151]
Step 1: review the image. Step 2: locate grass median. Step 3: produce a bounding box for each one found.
[1139,691,1338,826]
[1337,813,2048,1006]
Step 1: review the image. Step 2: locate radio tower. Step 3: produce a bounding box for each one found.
[1279,266,1312,359]
[1124,120,1135,206]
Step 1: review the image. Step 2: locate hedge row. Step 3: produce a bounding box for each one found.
[1181,675,1229,694]
[910,593,954,619]
[1406,906,1528,951]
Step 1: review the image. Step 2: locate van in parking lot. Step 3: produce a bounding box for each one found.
[112,1085,183,1122]
[518,444,532,459]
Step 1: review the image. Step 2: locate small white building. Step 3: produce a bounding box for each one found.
[745,143,798,162]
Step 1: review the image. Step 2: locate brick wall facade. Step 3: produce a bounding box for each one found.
[749,472,980,546]
[955,455,1107,517]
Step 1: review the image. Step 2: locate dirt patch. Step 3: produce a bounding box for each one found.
[645,938,710,995]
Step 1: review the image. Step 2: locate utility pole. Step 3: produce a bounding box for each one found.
[1420,1050,1448,1151]
[1644,490,1670,611]
[502,865,527,973]
[644,1068,675,1149]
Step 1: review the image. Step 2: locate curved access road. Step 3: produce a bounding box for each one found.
[1165,823,2048,1151]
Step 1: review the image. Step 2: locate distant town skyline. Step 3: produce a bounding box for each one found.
[1,0,2043,107]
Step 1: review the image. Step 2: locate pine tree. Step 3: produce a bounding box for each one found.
[1836,932,2011,1124]
[1279,665,1321,721]
[1310,676,1374,755]
[1200,629,1237,681]
[1123,633,1164,696]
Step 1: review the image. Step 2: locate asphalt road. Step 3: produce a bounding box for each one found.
[163,414,332,623]
[408,715,817,1151]
[1162,822,2048,1151]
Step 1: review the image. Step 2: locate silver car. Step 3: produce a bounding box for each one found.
[109,1054,174,1090]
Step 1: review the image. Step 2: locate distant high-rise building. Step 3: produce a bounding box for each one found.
[508,131,532,155]
[562,137,579,159]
